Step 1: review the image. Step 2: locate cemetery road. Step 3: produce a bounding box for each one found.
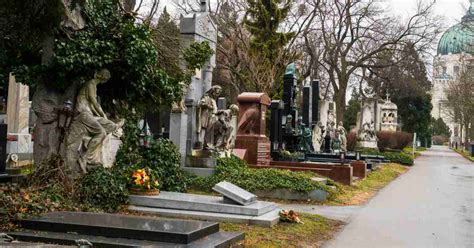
[325,145,474,248]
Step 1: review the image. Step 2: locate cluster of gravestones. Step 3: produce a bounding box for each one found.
[269,65,338,159]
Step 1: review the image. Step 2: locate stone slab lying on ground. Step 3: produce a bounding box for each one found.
[253,188,328,202]
[212,181,257,205]
[8,230,244,248]
[22,211,218,244]
[129,191,276,216]
[9,211,244,247]
[129,205,280,227]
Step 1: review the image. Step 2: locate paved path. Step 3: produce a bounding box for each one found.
[323,146,474,248]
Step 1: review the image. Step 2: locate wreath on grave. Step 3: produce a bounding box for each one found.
[279,210,303,224]
[129,167,160,195]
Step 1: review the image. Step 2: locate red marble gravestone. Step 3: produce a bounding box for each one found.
[234,93,271,166]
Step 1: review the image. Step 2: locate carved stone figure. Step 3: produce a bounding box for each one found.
[284,115,294,134]
[333,131,342,151]
[237,104,260,135]
[337,121,347,152]
[67,69,124,173]
[361,121,376,141]
[197,85,222,147]
[208,104,239,151]
[312,121,324,152]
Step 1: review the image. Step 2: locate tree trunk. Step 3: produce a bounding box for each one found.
[334,89,346,123]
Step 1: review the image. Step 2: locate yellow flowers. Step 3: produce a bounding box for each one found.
[131,168,159,191]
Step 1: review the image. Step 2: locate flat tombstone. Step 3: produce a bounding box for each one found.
[213,181,257,206]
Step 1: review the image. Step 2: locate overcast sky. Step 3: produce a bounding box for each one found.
[150,0,469,27]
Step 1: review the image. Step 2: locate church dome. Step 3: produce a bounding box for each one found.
[437,3,474,55]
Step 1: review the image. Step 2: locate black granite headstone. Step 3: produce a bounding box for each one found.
[311,80,320,124]
[282,75,297,117]
[270,100,284,154]
[302,86,311,126]
[0,124,7,175]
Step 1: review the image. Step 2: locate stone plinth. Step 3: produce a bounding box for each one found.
[359,140,378,149]
[235,136,270,166]
[235,92,271,166]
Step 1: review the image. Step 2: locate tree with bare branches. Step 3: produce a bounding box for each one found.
[301,0,442,122]
[445,59,474,150]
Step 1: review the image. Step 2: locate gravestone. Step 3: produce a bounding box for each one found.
[169,0,217,163]
[311,80,320,124]
[234,93,271,166]
[269,100,284,156]
[213,181,257,206]
[302,86,311,126]
[6,73,32,154]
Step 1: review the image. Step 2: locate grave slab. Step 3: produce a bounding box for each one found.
[129,205,280,227]
[21,211,218,244]
[8,230,244,248]
[212,181,257,206]
[129,191,275,216]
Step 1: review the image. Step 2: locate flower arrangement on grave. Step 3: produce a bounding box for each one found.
[279,210,303,224]
[129,167,160,195]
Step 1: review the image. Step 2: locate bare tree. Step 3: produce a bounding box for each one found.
[301,0,442,122]
[445,58,474,150]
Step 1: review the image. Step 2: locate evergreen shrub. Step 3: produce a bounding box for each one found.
[188,155,333,194]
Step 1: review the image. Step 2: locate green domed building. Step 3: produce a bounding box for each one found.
[431,1,473,144]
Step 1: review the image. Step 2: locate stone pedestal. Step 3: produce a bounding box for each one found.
[359,140,378,149]
[235,93,271,166]
[235,135,270,166]
[170,112,188,162]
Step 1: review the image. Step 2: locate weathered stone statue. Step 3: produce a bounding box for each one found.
[197,85,222,148]
[67,69,123,173]
[337,121,347,152]
[312,121,324,152]
[361,121,376,141]
[208,104,239,151]
[333,131,342,152]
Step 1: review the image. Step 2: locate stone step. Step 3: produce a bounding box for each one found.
[8,230,244,248]
[20,211,219,244]
[129,191,276,216]
[311,177,328,184]
[129,205,280,227]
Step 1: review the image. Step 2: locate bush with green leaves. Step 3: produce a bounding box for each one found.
[76,167,128,212]
[359,148,414,166]
[114,138,187,193]
[188,155,332,194]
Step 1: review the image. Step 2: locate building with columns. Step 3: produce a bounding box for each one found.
[431,1,473,145]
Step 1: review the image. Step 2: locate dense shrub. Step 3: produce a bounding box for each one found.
[346,132,358,151]
[76,167,128,212]
[141,139,187,192]
[360,148,414,166]
[376,131,412,151]
[115,138,187,192]
[188,155,332,194]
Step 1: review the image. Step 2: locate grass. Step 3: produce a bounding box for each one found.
[453,148,474,162]
[403,147,426,159]
[221,213,344,248]
[326,163,409,205]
